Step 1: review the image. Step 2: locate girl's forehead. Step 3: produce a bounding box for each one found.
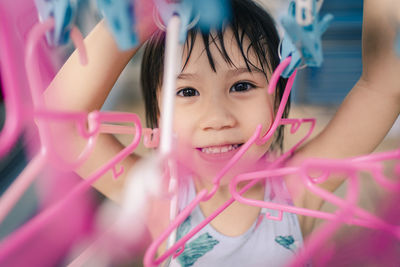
[181,28,263,72]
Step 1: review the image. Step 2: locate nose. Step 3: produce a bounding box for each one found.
[199,99,237,131]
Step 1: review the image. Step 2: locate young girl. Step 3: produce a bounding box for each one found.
[45,0,400,266]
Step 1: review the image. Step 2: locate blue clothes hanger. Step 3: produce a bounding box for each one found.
[97,0,139,51]
[188,0,231,32]
[279,0,333,78]
[154,0,231,44]
[34,0,77,46]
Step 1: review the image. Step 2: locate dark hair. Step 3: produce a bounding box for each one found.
[140,0,290,152]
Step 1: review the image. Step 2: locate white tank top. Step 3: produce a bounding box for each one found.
[168,177,305,267]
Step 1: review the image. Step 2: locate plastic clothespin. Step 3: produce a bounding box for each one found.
[34,0,77,46]
[279,36,302,78]
[154,0,231,44]
[154,0,193,44]
[279,0,333,78]
[188,0,231,32]
[295,0,324,25]
[97,0,138,51]
[295,0,314,26]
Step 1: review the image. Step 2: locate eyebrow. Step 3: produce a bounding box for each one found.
[177,72,199,80]
[177,67,264,80]
[226,67,265,77]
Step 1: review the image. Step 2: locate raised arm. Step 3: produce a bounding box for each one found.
[45,20,137,112]
[287,0,400,234]
[44,3,157,202]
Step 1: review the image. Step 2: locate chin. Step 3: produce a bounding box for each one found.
[174,141,270,184]
[193,156,265,186]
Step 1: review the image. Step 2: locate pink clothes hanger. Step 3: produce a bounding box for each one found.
[0,18,144,261]
[289,150,400,267]
[0,3,31,158]
[291,152,400,267]
[0,111,142,263]
[229,148,400,267]
[230,149,400,230]
[0,8,162,224]
[0,18,92,225]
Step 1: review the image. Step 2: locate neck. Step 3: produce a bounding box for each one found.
[192,174,264,205]
[191,173,265,237]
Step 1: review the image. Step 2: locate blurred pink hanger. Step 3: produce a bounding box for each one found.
[0,18,93,225]
[0,4,25,158]
[230,148,400,230]
[229,147,400,267]
[290,151,400,266]
[0,18,144,260]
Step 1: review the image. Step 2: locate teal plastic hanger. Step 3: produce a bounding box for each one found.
[279,0,333,78]
[97,0,138,51]
[34,0,77,46]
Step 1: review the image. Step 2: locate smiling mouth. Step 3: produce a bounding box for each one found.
[197,144,244,154]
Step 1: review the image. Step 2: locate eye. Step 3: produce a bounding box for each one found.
[230,82,256,93]
[176,88,199,97]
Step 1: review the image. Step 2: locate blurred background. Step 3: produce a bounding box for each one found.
[0,0,399,266]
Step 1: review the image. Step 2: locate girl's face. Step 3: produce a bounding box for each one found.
[159,29,275,185]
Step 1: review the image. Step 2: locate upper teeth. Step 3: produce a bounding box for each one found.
[201,144,239,154]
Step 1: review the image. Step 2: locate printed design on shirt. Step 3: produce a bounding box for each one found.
[175,215,220,267]
[275,235,297,253]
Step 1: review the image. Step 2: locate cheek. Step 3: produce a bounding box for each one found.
[157,97,195,150]
[172,106,194,143]
[241,98,274,137]
[172,108,200,174]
